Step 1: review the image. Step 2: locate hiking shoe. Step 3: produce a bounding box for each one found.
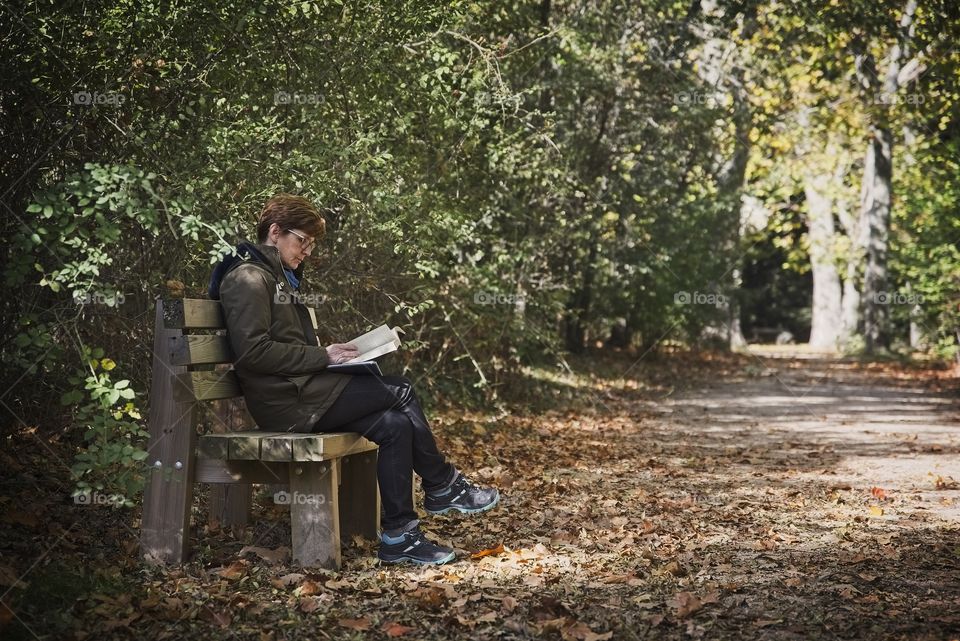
[424,473,500,515]
[377,521,456,565]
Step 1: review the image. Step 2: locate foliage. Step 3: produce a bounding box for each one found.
[3,0,958,500]
[65,348,148,507]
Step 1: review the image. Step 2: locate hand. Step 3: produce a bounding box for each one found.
[326,342,359,365]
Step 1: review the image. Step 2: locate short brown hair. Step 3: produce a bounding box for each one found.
[256,194,326,243]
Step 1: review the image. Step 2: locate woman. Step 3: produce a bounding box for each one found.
[209,194,499,565]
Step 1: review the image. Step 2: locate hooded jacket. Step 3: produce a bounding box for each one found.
[208,241,349,432]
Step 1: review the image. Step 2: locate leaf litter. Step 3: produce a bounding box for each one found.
[2,350,959,639]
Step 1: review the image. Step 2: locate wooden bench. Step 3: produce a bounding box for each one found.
[140,297,380,569]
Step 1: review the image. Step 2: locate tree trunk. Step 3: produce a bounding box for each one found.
[804,173,843,350]
[697,2,755,349]
[854,0,917,354]
[835,197,863,349]
[860,126,893,353]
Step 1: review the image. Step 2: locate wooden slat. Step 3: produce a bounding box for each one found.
[197,435,230,459]
[174,370,243,402]
[141,300,199,564]
[194,458,289,484]
[170,335,234,366]
[163,298,225,329]
[229,435,262,460]
[164,297,321,331]
[261,433,377,462]
[259,434,301,462]
[197,432,260,459]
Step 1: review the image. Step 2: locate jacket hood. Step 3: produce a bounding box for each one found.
[207,241,304,299]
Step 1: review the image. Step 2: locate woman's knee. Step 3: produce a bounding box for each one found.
[364,409,413,445]
[382,375,415,406]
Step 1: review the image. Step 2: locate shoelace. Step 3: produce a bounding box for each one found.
[402,532,425,553]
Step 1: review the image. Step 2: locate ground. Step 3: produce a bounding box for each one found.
[2,347,959,640]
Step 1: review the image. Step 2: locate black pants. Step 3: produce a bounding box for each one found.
[311,375,456,531]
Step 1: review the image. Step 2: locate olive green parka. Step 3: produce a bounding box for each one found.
[212,242,349,432]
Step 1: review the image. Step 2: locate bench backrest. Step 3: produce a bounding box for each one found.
[164,298,319,404]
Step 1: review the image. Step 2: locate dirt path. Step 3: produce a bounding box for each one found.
[618,348,960,639]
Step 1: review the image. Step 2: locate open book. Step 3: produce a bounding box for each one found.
[325,324,401,376]
[345,324,402,362]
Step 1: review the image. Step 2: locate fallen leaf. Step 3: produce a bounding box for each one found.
[669,591,702,619]
[562,620,614,641]
[339,617,371,631]
[411,586,447,610]
[299,597,322,613]
[869,506,884,517]
[471,542,505,560]
[294,580,322,597]
[325,578,354,590]
[931,474,959,489]
[239,545,290,565]
[213,561,247,580]
[200,607,231,628]
[753,618,783,627]
[271,573,305,589]
[382,621,415,637]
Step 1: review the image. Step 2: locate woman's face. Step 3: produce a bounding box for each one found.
[268,223,316,269]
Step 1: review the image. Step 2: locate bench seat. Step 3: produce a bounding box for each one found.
[197,431,377,462]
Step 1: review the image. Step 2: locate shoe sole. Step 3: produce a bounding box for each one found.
[425,492,500,516]
[378,550,456,565]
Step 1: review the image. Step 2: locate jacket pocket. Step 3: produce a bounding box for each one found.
[286,374,312,400]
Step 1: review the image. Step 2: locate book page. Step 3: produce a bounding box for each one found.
[344,324,401,363]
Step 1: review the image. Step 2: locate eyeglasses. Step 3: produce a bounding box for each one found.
[284,229,316,253]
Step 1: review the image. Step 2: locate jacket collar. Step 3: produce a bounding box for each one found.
[208,240,304,299]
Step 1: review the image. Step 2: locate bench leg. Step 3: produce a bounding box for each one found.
[289,461,340,569]
[208,484,251,531]
[141,302,198,564]
[339,451,380,543]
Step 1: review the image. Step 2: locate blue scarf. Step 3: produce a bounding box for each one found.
[283,267,300,290]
